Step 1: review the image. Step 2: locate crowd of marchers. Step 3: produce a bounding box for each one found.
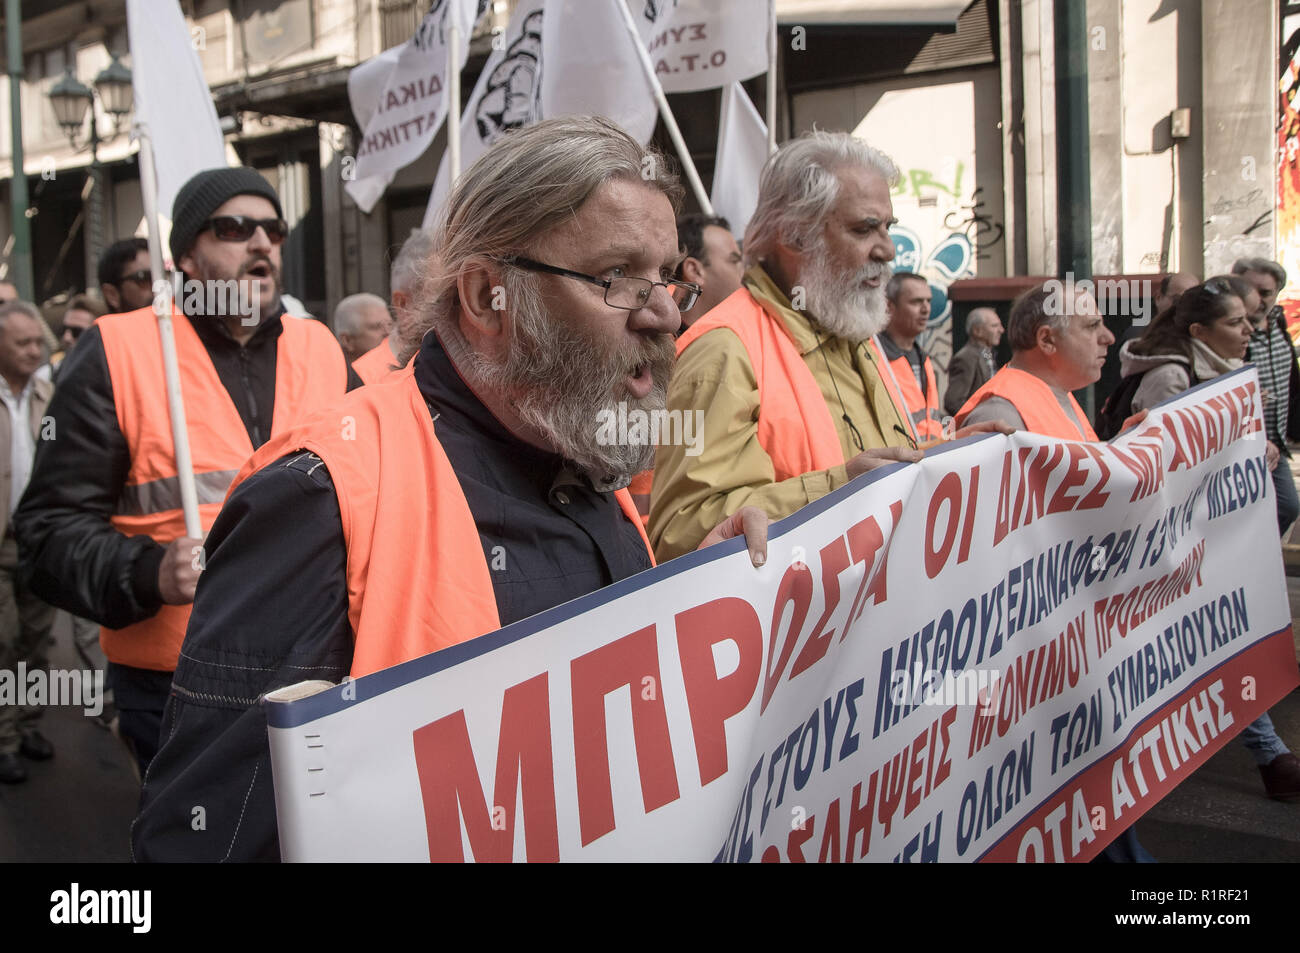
[0,116,1294,863]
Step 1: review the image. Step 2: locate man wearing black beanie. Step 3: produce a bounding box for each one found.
[13,167,358,777]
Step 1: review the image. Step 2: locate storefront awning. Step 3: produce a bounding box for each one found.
[776,0,970,26]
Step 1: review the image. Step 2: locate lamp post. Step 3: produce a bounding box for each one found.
[47,54,133,286]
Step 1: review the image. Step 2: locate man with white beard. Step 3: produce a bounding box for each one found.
[650,132,1002,560]
[132,117,767,861]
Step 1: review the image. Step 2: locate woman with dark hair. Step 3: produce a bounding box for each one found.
[1112,277,1300,801]
[1116,276,1256,413]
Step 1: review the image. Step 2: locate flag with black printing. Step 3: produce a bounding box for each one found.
[346,0,483,214]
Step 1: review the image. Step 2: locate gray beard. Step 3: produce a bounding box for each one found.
[800,254,891,342]
[453,290,675,487]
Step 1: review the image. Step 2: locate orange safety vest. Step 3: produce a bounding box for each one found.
[955,366,1098,440]
[873,341,944,441]
[231,365,655,678]
[676,288,844,482]
[352,338,399,385]
[628,469,653,526]
[98,307,349,671]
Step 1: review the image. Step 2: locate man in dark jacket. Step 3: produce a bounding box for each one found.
[13,167,358,777]
[131,117,766,862]
[1233,257,1300,535]
[943,307,1003,417]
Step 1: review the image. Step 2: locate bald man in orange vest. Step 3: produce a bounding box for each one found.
[955,280,1114,438]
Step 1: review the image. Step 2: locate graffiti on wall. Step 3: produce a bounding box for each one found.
[1277,9,1300,330]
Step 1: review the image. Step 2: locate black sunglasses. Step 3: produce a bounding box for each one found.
[198,215,289,244]
[65,324,86,340]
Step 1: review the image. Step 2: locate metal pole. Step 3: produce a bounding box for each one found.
[86,105,106,292]
[766,0,777,152]
[1053,0,1094,414]
[5,0,33,299]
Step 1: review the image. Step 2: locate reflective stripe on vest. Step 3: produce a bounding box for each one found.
[954,366,1098,440]
[352,339,399,385]
[98,307,349,671]
[676,287,843,482]
[231,365,655,678]
[872,338,944,442]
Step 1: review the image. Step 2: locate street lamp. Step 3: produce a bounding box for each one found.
[47,54,134,284]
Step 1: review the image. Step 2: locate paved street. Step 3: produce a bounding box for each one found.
[1,584,1298,863]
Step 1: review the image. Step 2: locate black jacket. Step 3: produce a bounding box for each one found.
[12,310,360,629]
[131,335,653,861]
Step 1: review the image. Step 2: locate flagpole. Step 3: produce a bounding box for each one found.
[448,18,462,180]
[134,122,202,539]
[615,0,713,214]
[767,0,777,152]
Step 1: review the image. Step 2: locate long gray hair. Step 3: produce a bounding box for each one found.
[399,116,683,361]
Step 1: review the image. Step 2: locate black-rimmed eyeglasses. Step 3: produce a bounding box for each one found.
[501,255,701,313]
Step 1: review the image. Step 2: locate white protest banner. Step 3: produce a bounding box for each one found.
[636,0,769,93]
[345,0,480,214]
[266,368,1297,861]
[711,82,768,237]
[126,0,226,223]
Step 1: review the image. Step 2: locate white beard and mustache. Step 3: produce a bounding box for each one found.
[453,279,676,485]
[799,246,892,342]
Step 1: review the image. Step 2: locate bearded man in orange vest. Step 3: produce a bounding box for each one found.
[954,280,1114,438]
[650,131,1006,561]
[132,117,767,861]
[875,272,943,442]
[14,167,356,776]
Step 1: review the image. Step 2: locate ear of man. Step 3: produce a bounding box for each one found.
[456,258,508,356]
[1036,323,1057,354]
[102,283,122,312]
[680,256,706,286]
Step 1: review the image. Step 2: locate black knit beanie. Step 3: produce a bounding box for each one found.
[169,167,284,266]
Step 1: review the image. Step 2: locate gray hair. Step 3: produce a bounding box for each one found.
[403,115,683,361]
[743,130,900,264]
[390,228,437,297]
[884,271,926,303]
[1006,281,1072,353]
[1231,257,1287,289]
[0,299,43,334]
[966,306,997,337]
[333,293,388,335]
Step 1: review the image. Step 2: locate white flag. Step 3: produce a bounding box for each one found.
[424,0,546,227]
[636,0,769,93]
[540,0,656,141]
[710,82,767,237]
[346,0,480,214]
[424,0,661,228]
[126,0,226,221]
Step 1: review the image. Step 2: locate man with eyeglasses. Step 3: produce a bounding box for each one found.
[133,116,766,861]
[14,167,355,777]
[98,238,156,315]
